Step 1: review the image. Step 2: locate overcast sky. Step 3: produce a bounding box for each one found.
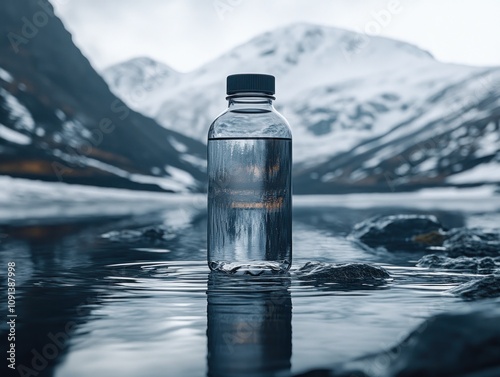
[53,0,500,72]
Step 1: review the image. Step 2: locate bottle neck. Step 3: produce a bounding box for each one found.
[227,93,275,112]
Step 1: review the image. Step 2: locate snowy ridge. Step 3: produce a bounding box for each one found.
[102,57,181,115]
[104,22,500,191]
[104,23,437,138]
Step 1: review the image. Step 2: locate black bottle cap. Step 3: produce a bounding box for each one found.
[226,73,275,95]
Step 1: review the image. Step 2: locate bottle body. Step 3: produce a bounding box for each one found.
[207,94,292,274]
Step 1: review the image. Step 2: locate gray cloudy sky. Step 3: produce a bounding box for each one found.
[53,0,500,72]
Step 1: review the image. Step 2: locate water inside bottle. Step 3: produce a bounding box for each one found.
[208,137,292,274]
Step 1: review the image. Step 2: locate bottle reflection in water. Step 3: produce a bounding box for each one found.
[206,273,292,377]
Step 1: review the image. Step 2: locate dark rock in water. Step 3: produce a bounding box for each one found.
[349,215,445,251]
[304,304,500,377]
[296,262,390,288]
[350,215,500,257]
[101,227,173,243]
[444,228,500,257]
[142,228,168,240]
[417,254,498,273]
[385,305,500,376]
[449,275,500,300]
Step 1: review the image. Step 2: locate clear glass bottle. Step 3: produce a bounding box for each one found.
[207,73,292,274]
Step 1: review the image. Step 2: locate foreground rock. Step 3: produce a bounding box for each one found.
[297,304,500,377]
[444,228,500,257]
[349,215,445,252]
[449,275,500,300]
[296,262,390,288]
[417,254,499,273]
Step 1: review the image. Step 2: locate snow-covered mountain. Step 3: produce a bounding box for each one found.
[103,57,182,116]
[0,0,206,193]
[104,23,500,193]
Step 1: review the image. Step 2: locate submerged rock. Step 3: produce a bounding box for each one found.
[417,254,499,273]
[295,370,367,377]
[444,228,500,257]
[296,262,390,287]
[349,214,445,251]
[299,304,500,377]
[101,227,174,243]
[449,275,500,300]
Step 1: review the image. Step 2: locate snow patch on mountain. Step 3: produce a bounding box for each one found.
[448,160,500,184]
[0,123,31,145]
[130,172,194,193]
[180,153,206,170]
[168,136,188,153]
[0,67,14,83]
[0,87,35,131]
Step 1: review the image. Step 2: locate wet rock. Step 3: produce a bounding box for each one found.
[385,304,500,376]
[417,254,499,273]
[101,227,174,243]
[304,304,500,377]
[444,228,500,257]
[296,262,390,286]
[101,229,142,241]
[412,231,446,247]
[142,228,168,240]
[449,275,500,300]
[349,215,445,251]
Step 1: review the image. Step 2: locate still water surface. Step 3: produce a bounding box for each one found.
[0,198,498,377]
